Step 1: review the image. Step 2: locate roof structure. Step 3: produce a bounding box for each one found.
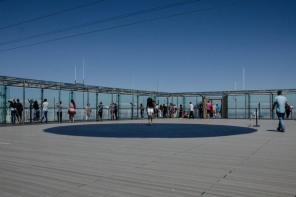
[1,75,296,97]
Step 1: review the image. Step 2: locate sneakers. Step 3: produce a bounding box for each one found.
[277,127,280,132]
[280,129,285,132]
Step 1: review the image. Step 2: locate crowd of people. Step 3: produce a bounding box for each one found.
[139,100,221,120]
[7,94,293,125]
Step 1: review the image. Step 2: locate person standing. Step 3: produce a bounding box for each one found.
[147,97,154,126]
[272,90,288,132]
[285,101,291,119]
[114,103,118,120]
[16,99,23,123]
[140,104,144,119]
[41,99,49,123]
[33,100,40,122]
[85,104,92,120]
[55,101,62,122]
[179,104,183,119]
[216,104,220,118]
[198,103,203,118]
[188,102,194,119]
[212,104,217,119]
[109,103,115,120]
[206,101,212,118]
[9,99,17,123]
[97,101,104,121]
[68,100,76,123]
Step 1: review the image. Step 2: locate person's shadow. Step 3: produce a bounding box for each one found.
[44,123,257,138]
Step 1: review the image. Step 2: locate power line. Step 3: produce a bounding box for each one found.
[0,0,255,53]
[0,0,200,46]
[0,0,105,30]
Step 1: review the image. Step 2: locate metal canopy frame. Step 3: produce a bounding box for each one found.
[1,76,296,97]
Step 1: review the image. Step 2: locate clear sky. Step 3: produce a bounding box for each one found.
[0,0,295,93]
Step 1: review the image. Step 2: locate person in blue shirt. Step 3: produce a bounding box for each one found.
[272,90,288,132]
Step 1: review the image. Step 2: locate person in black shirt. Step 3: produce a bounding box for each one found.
[16,99,23,123]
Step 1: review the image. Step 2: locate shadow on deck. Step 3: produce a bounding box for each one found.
[44,123,257,138]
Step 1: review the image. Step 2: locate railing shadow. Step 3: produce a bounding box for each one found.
[43,123,257,138]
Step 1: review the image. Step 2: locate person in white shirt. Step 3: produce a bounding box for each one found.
[85,104,92,120]
[188,102,194,119]
[41,99,49,123]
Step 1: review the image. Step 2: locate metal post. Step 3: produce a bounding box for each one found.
[54,97,56,122]
[132,92,134,120]
[117,94,120,119]
[177,96,179,117]
[258,103,261,119]
[3,86,7,123]
[270,94,272,119]
[59,84,61,123]
[96,93,98,121]
[23,81,25,124]
[87,89,90,105]
[167,97,169,109]
[41,89,44,118]
[271,94,274,119]
[245,94,247,119]
[255,108,260,127]
[137,95,139,119]
[196,96,198,118]
[112,92,114,120]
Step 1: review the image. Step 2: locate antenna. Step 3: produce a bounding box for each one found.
[83,59,85,85]
[75,66,77,84]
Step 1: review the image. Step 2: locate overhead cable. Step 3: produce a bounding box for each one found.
[0,0,255,53]
[0,0,200,46]
[0,0,105,30]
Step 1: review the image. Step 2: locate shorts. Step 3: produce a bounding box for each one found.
[148,108,154,113]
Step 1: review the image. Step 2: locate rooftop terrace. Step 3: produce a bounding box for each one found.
[0,119,295,196]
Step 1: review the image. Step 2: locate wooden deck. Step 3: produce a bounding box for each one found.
[0,119,295,197]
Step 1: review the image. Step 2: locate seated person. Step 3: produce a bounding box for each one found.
[183,111,189,118]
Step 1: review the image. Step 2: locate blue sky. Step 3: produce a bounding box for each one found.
[0,0,295,92]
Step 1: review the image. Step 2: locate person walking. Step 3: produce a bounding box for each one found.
[41,99,49,123]
[97,101,104,121]
[147,97,154,126]
[55,101,62,122]
[188,102,194,119]
[272,90,288,132]
[16,99,23,123]
[285,101,291,119]
[68,99,76,123]
[9,99,17,123]
[85,104,92,120]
